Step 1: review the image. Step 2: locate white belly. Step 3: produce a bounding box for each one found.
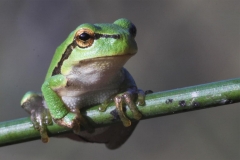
[57,55,131,110]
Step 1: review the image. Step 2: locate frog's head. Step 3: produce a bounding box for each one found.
[69,18,137,61]
[49,18,138,77]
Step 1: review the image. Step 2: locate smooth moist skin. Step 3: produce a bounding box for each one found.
[21,18,145,149]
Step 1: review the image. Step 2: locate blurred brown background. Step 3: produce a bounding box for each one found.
[0,1,239,160]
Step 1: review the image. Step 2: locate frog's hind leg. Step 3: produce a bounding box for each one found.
[105,121,138,149]
[21,91,53,143]
[68,108,94,134]
[69,121,138,149]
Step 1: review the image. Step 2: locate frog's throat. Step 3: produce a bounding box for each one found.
[80,54,134,62]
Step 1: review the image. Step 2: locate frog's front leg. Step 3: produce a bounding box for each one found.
[114,88,145,127]
[21,92,52,143]
[114,68,146,127]
[41,74,82,134]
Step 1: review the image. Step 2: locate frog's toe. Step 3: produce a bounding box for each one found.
[54,111,93,134]
[73,115,94,134]
[21,92,52,143]
[114,95,131,127]
[122,119,132,127]
[136,89,146,106]
[30,106,52,143]
[114,92,142,127]
[114,88,148,126]
[39,125,49,143]
[123,91,143,119]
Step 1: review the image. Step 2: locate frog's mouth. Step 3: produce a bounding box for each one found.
[79,54,133,63]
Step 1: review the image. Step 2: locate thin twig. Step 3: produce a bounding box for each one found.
[0,78,239,146]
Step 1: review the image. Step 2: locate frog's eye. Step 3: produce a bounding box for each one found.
[129,23,137,38]
[75,28,94,48]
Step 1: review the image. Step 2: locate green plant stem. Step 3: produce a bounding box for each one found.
[0,78,239,146]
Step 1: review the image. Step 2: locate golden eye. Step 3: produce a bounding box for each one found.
[75,28,94,48]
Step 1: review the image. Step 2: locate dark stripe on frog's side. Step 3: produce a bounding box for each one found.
[52,41,77,76]
[52,33,120,76]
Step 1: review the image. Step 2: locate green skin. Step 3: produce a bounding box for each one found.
[21,18,145,149]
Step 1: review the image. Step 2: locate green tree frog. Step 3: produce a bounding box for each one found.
[21,18,145,149]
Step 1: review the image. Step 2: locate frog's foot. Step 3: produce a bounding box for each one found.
[98,96,114,112]
[136,89,146,106]
[54,110,93,134]
[114,89,145,127]
[21,92,53,143]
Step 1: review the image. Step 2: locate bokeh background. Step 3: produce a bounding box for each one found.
[0,1,239,160]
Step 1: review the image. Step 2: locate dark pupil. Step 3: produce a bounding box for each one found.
[79,32,91,41]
